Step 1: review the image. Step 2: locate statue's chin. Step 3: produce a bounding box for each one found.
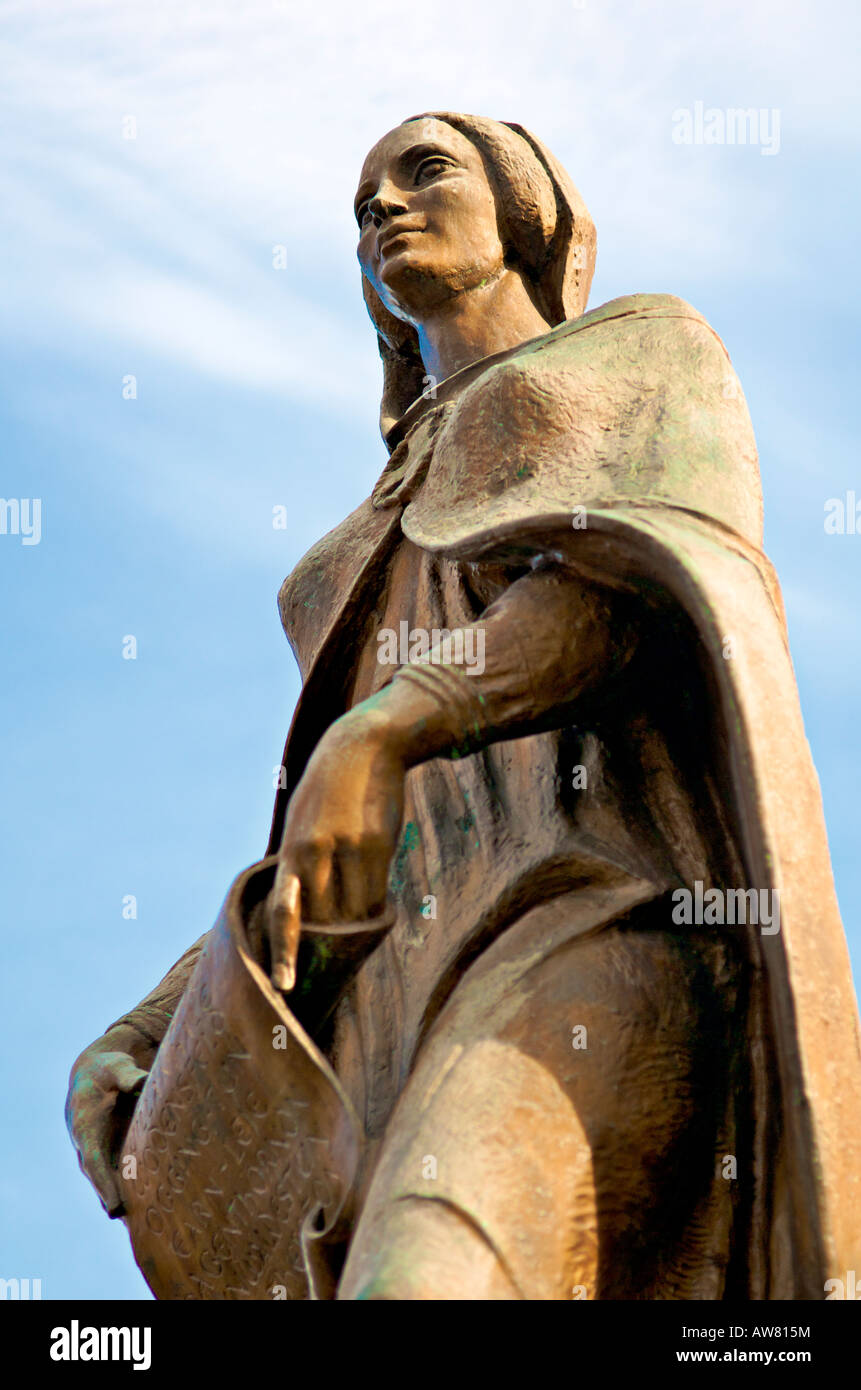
[376,260,435,320]
[380,250,509,325]
[383,285,477,336]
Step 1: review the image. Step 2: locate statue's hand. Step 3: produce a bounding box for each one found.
[65,1044,149,1217]
[265,710,406,991]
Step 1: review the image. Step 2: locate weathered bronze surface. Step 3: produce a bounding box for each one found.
[66,113,861,1300]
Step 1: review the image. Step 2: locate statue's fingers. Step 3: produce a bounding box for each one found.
[337,847,366,921]
[98,1054,149,1095]
[364,861,390,919]
[303,847,336,923]
[77,1115,124,1217]
[268,867,302,992]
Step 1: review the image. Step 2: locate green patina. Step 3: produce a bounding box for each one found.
[455,791,480,850]
[390,820,420,893]
[299,937,333,996]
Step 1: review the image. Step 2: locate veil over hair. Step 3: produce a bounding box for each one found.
[360,112,597,440]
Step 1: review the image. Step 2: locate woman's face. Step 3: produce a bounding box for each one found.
[355,118,506,324]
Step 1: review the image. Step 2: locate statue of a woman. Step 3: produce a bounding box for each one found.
[66,113,861,1301]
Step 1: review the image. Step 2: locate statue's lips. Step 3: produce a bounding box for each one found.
[378,225,423,258]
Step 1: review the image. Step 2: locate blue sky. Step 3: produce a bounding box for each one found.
[2,0,860,1299]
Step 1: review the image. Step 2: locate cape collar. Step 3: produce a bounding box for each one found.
[383,293,709,453]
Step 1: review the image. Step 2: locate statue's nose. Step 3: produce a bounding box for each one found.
[369,180,407,226]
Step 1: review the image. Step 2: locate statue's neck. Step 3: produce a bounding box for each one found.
[415,270,552,383]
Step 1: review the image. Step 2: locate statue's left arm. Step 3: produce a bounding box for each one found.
[265,560,636,985]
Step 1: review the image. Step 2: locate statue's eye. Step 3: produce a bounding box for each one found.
[415,156,449,184]
[356,202,372,228]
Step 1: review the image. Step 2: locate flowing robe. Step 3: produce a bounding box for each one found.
[109,294,861,1300]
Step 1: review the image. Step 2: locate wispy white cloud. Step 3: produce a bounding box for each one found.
[3,0,859,401]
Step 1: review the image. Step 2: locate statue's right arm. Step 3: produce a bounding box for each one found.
[65,931,211,1217]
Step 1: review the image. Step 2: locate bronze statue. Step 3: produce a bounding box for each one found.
[66,113,861,1300]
